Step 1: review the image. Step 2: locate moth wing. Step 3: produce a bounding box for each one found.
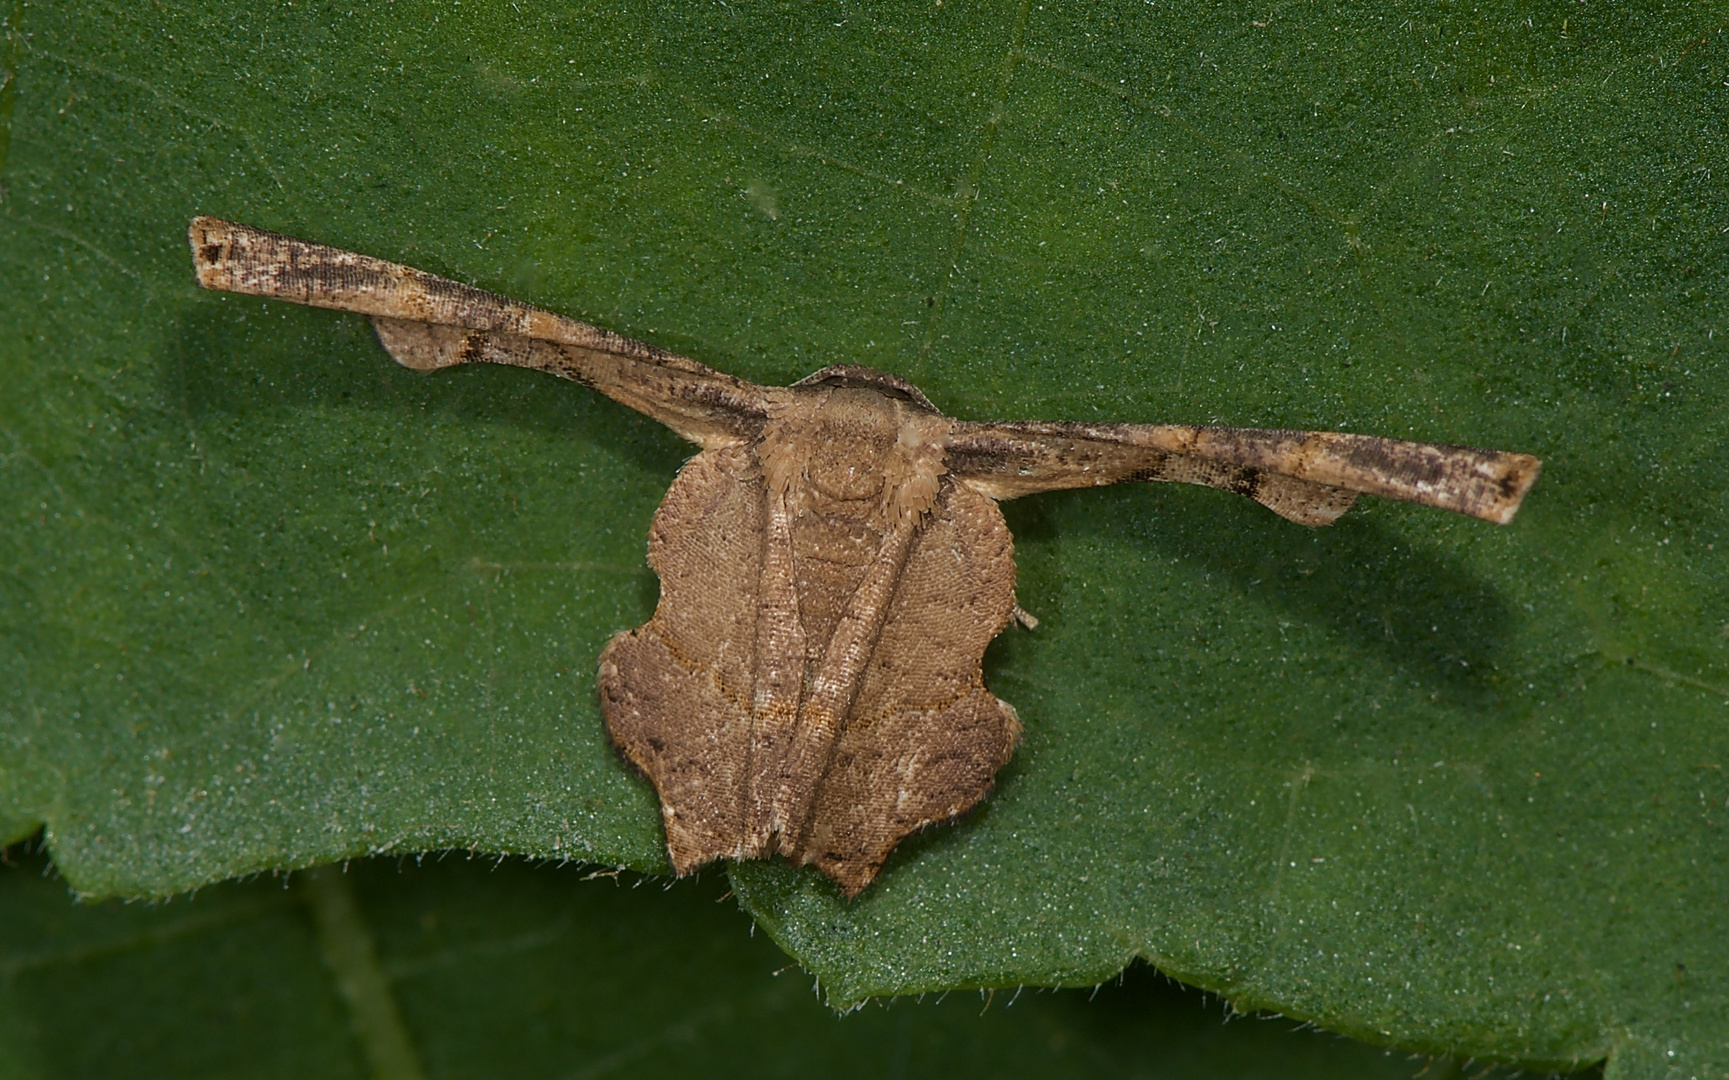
[192,217,700,359]
[190,218,767,447]
[797,479,1022,895]
[944,420,1539,525]
[598,446,765,873]
[369,318,766,447]
[1231,470,1360,526]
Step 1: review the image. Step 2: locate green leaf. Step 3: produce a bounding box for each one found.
[1,2,1723,1076]
[3,847,1541,1080]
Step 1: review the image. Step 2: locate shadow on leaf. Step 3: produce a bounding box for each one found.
[163,299,692,479]
[1004,484,1517,713]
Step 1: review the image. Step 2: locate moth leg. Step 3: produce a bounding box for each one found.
[188,217,769,448]
[944,420,1540,525]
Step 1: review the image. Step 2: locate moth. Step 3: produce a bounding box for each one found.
[188,217,1541,896]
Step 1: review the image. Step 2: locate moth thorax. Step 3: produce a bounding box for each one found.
[759,388,947,522]
[804,424,892,501]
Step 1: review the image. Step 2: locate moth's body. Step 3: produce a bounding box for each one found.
[188,217,1541,896]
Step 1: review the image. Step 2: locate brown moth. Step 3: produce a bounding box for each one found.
[188,217,1541,896]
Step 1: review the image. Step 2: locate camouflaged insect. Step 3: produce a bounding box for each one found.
[190,217,1541,895]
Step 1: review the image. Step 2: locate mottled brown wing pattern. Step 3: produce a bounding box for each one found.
[191,217,768,448]
[798,479,1021,893]
[369,318,768,448]
[598,446,766,870]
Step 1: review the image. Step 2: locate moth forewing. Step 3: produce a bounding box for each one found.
[188,216,768,448]
[943,420,1540,525]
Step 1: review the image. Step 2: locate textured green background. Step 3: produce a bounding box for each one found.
[0,847,1525,1080]
[2,2,1724,1076]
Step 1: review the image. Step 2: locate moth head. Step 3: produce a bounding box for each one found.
[791,364,943,415]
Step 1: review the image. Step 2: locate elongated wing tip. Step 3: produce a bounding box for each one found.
[1477,452,1542,525]
[187,216,249,291]
[1224,430,1542,525]
[188,217,229,273]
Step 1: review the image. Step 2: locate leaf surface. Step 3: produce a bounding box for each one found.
[1,2,1724,1075]
[3,848,1538,1080]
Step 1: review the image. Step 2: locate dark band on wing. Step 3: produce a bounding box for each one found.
[1223,467,1262,499]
